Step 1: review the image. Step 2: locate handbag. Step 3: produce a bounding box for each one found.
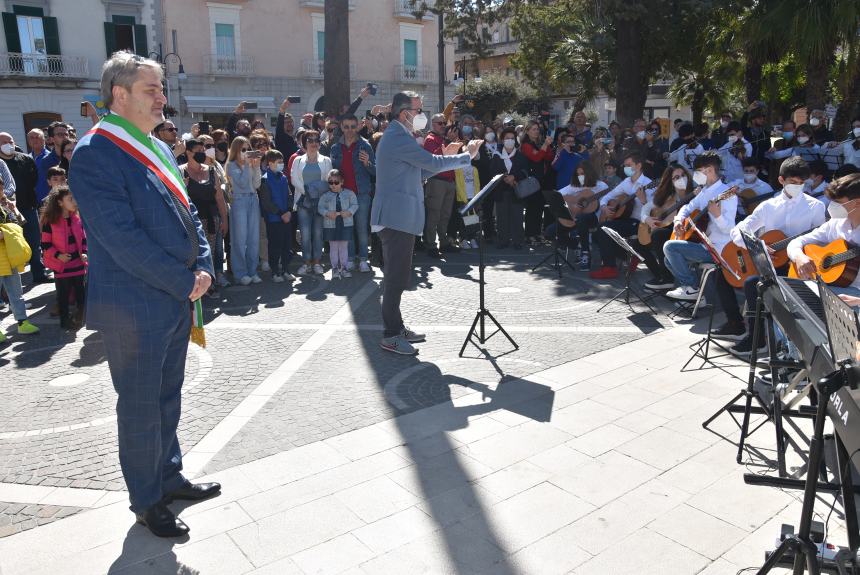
[0,222,31,268]
[514,175,541,199]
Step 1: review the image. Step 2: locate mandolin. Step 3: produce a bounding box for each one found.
[670,186,740,242]
[602,180,659,222]
[720,228,813,288]
[787,239,860,287]
[637,188,699,246]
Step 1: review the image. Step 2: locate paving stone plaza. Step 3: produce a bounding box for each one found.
[0,248,845,574]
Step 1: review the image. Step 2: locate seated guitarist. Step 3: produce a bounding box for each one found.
[549,162,608,271]
[664,152,738,301]
[788,172,860,308]
[590,151,653,279]
[641,163,694,290]
[722,157,826,358]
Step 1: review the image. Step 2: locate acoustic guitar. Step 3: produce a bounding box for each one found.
[737,188,776,213]
[670,186,740,241]
[637,189,699,246]
[720,228,813,288]
[564,186,615,217]
[787,239,860,287]
[601,180,659,223]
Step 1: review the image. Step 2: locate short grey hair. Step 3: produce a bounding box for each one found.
[392,91,422,117]
[100,51,162,108]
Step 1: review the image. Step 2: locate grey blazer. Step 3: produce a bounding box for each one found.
[371,121,472,236]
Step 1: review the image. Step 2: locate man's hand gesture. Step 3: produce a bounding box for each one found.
[279,98,291,114]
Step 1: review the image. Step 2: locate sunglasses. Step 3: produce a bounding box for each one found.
[162,127,178,133]
[241,148,251,152]
[306,138,320,144]
[328,180,342,185]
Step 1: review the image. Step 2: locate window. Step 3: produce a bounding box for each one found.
[103,16,148,58]
[399,22,422,73]
[17,14,45,55]
[316,30,324,61]
[2,6,60,75]
[311,13,324,63]
[215,23,235,58]
[208,2,242,61]
[403,39,417,67]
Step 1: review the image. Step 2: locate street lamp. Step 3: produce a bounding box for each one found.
[149,44,186,131]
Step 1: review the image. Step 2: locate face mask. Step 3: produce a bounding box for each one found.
[804,178,814,189]
[0,143,13,155]
[828,200,854,219]
[796,136,810,145]
[636,130,646,140]
[503,139,516,150]
[192,152,207,164]
[623,166,635,177]
[371,119,379,129]
[720,120,729,129]
[275,163,285,172]
[415,136,425,147]
[743,173,758,183]
[577,174,586,185]
[783,183,804,198]
[216,142,229,153]
[692,170,708,186]
[462,125,473,137]
[602,138,613,145]
[782,131,794,140]
[727,135,738,144]
[411,112,428,131]
[485,132,496,143]
[853,127,860,138]
[205,147,216,159]
[673,177,688,190]
[810,118,820,127]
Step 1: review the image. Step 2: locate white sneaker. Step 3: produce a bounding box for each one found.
[216,273,231,287]
[462,241,472,249]
[666,285,699,301]
[251,275,263,284]
[260,261,271,272]
[239,275,252,286]
[283,272,296,281]
[342,268,353,278]
[272,274,284,283]
[313,263,325,275]
[359,260,372,273]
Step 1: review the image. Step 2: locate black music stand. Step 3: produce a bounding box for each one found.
[681,221,742,372]
[459,175,519,357]
[756,282,860,575]
[531,190,578,278]
[595,226,658,314]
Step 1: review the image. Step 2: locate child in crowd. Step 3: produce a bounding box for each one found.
[0,182,39,342]
[258,150,295,283]
[46,165,67,191]
[40,185,87,330]
[318,169,357,279]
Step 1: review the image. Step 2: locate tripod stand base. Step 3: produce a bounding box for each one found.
[459,308,519,357]
[531,245,577,278]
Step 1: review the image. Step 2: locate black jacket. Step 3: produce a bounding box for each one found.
[2,152,37,211]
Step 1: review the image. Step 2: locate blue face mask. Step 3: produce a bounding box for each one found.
[782,131,794,140]
[462,125,473,137]
[623,166,635,177]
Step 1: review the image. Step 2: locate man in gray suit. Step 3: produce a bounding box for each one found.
[371,91,481,355]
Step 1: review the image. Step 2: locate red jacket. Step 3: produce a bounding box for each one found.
[41,213,87,278]
[423,132,454,181]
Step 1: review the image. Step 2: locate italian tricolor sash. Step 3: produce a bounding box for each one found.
[88,113,206,347]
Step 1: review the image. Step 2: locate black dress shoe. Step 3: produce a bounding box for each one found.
[163,480,221,503]
[136,502,190,538]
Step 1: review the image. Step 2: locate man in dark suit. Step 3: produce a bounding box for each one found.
[69,51,219,538]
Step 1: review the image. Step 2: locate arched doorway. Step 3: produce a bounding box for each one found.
[314,96,326,112]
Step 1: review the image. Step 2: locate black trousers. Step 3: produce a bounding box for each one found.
[575,212,598,253]
[594,218,639,267]
[524,191,546,238]
[266,220,293,274]
[639,226,673,281]
[56,275,86,320]
[379,228,415,338]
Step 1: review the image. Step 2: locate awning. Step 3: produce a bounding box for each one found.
[183,96,277,113]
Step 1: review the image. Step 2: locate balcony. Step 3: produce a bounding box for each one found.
[394,0,435,19]
[299,0,356,10]
[302,59,355,80]
[0,53,89,80]
[395,64,436,84]
[204,54,255,76]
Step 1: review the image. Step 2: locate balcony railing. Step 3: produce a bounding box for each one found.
[395,64,436,84]
[302,59,355,79]
[0,53,89,79]
[394,0,434,18]
[204,54,255,76]
[299,0,356,9]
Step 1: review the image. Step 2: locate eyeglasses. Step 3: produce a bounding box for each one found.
[162,127,178,133]
[204,144,214,149]
[241,148,251,152]
[306,138,320,144]
[342,125,357,130]
[328,180,342,185]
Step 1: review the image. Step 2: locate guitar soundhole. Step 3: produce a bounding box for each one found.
[821,255,833,270]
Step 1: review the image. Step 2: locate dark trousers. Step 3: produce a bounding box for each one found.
[717,268,787,331]
[714,272,744,325]
[494,192,524,245]
[481,193,496,239]
[594,218,639,267]
[575,212,598,253]
[21,207,47,282]
[55,275,85,320]
[639,227,673,281]
[524,191,546,238]
[379,228,415,338]
[102,310,191,513]
[266,220,293,274]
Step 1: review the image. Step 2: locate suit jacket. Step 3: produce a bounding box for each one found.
[69,132,213,332]
[371,121,472,236]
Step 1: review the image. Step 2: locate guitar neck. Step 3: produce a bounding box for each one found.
[769,228,814,252]
[656,193,694,220]
[831,246,860,266]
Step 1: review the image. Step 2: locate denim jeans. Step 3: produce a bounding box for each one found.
[348,194,372,260]
[297,206,323,262]
[229,194,260,280]
[21,207,46,281]
[212,213,225,277]
[663,240,712,287]
[0,269,26,320]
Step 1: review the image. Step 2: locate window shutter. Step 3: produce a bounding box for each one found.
[42,16,60,55]
[2,12,21,53]
[104,22,116,57]
[133,24,147,56]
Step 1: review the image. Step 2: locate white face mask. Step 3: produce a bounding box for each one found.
[275,163,285,172]
[854,127,860,138]
[204,147,216,159]
[673,177,688,190]
[485,132,496,143]
[503,138,516,150]
[0,143,13,155]
[623,166,635,177]
[810,117,821,127]
[828,200,854,219]
[577,174,586,185]
[783,183,804,198]
[743,172,758,183]
[636,130,646,140]
[371,119,379,129]
[720,120,729,129]
[796,136,810,145]
[727,135,738,144]
[410,112,428,131]
[692,170,708,186]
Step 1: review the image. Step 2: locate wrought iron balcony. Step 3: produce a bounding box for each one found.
[394,0,434,19]
[204,54,255,76]
[0,53,89,79]
[302,59,355,80]
[395,64,436,84]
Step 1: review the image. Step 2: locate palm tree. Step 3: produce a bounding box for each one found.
[324,0,350,116]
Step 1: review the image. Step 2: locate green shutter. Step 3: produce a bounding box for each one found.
[2,12,21,52]
[42,16,59,55]
[133,24,147,56]
[104,22,116,57]
[404,39,417,67]
[317,30,324,61]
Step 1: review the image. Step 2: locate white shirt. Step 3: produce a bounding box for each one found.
[717,139,752,183]
[462,166,477,199]
[730,190,826,248]
[787,217,860,290]
[843,140,860,167]
[731,177,774,216]
[669,142,704,171]
[600,173,653,221]
[807,180,830,207]
[675,179,738,252]
[559,180,608,197]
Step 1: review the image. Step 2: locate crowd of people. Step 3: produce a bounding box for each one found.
[2,86,860,352]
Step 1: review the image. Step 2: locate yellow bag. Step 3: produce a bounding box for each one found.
[0,223,31,268]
